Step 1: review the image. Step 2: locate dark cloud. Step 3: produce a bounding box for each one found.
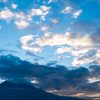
[0,54,100,98]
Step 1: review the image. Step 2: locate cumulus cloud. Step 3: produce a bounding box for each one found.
[20,35,41,52]
[0,7,14,22]
[72,50,100,66]
[15,20,29,29]
[50,18,61,24]
[0,6,51,29]
[61,6,82,18]
[0,26,1,29]
[73,10,83,18]
[19,30,100,66]
[35,32,88,47]
[96,49,100,57]
[30,6,51,20]
[0,7,31,28]
[34,30,100,66]
[0,54,100,99]
[12,3,18,9]
[61,6,72,14]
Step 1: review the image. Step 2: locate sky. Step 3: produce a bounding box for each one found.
[0,0,100,99]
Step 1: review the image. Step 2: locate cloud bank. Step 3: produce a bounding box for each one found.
[0,54,100,99]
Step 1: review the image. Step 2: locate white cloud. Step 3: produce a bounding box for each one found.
[72,49,100,66]
[12,3,18,9]
[0,0,7,2]
[72,54,94,66]
[73,10,83,18]
[20,35,41,52]
[35,30,100,48]
[35,32,90,47]
[56,47,95,56]
[61,6,83,18]
[56,47,71,54]
[96,49,100,57]
[48,0,53,4]
[0,26,1,29]
[34,30,100,66]
[41,24,53,31]
[15,20,29,29]
[50,18,61,24]
[61,6,72,14]
[58,56,70,59]
[0,7,14,22]
[31,6,51,20]
[88,77,100,83]
[0,6,51,29]
[0,7,31,28]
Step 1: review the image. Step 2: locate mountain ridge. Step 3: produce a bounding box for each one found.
[0,81,88,100]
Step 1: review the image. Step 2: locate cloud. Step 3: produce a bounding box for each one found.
[56,47,95,56]
[0,6,51,29]
[0,0,7,2]
[72,50,100,66]
[47,60,58,66]
[96,50,100,57]
[35,32,85,47]
[0,7,31,28]
[15,20,29,29]
[12,3,18,9]
[50,18,61,24]
[20,35,41,52]
[0,54,100,99]
[35,29,100,51]
[0,26,1,29]
[30,6,51,20]
[25,51,44,60]
[41,24,53,31]
[61,5,82,18]
[58,56,70,59]
[48,0,53,4]
[61,6,72,14]
[34,30,100,66]
[73,10,83,18]
[0,7,14,22]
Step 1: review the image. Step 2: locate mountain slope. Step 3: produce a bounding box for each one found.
[0,81,86,100]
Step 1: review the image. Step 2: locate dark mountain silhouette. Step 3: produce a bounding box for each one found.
[0,81,86,100]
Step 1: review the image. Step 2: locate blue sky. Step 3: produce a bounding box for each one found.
[0,0,100,99]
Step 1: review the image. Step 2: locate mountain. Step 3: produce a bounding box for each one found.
[0,81,86,100]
